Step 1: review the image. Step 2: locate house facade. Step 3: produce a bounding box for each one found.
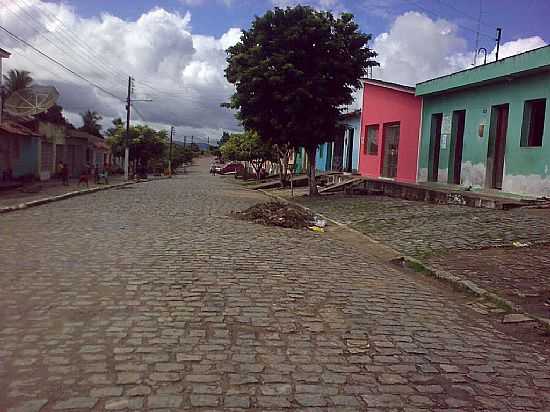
[0,121,41,179]
[333,110,361,173]
[359,79,422,182]
[416,45,550,197]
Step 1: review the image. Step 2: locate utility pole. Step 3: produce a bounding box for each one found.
[184,136,187,148]
[169,126,174,178]
[0,48,11,125]
[124,76,132,181]
[124,76,152,180]
[191,135,194,146]
[495,28,502,61]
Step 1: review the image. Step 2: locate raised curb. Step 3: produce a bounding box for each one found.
[259,188,550,332]
[0,180,140,214]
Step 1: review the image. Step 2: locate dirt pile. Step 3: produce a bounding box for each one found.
[232,201,314,229]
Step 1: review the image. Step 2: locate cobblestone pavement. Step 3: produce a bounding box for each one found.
[294,195,550,258]
[2,160,550,412]
[427,244,550,319]
[293,195,550,321]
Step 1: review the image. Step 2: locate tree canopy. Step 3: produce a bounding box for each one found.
[79,110,103,137]
[106,118,167,166]
[2,69,33,95]
[225,5,377,193]
[220,131,273,180]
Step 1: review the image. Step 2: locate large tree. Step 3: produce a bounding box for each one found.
[225,5,377,195]
[2,69,33,95]
[79,110,103,137]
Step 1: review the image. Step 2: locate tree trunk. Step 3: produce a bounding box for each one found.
[306,146,318,196]
[276,145,289,188]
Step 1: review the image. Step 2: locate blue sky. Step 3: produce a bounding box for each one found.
[59,0,550,50]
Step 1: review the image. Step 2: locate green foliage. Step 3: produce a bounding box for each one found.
[220,131,273,179]
[225,5,378,193]
[79,110,103,136]
[2,69,33,94]
[105,118,167,165]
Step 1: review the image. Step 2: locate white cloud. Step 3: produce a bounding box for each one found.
[0,0,242,141]
[371,11,547,86]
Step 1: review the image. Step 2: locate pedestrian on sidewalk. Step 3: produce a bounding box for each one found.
[61,162,70,186]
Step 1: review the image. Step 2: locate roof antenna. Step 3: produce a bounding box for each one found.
[495,28,502,61]
[473,0,482,66]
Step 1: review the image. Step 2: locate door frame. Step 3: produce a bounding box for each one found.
[346,127,354,172]
[486,103,509,189]
[448,110,466,185]
[380,122,400,179]
[428,113,443,182]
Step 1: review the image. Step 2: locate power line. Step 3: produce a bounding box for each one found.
[9,0,127,92]
[0,23,124,101]
[404,0,495,40]
[14,0,129,86]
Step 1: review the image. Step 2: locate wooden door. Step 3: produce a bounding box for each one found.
[429,113,443,182]
[381,124,400,178]
[487,104,509,189]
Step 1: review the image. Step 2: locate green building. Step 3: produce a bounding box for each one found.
[416,45,550,197]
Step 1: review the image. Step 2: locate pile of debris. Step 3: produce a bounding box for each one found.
[232,201,317,229]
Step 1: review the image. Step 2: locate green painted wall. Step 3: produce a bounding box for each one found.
[418,71,550,196]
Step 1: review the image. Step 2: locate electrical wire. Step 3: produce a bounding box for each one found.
[403,0,495,40]
[9,0,128,92]
[14,0,129,86]
[0,23,124,101]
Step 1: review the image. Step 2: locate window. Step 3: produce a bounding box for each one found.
[365,125,379,154]
[521,99,546,147]
[319,144,324,159]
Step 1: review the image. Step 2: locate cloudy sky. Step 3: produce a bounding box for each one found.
[0,0,548,144]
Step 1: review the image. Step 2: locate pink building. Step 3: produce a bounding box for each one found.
[359,79,422,182]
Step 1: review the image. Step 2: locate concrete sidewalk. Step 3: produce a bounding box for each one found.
[0,175,128,209]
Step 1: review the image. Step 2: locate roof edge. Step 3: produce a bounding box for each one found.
[361,78,416,94]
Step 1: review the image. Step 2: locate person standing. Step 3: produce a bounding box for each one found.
[61,162,70,186]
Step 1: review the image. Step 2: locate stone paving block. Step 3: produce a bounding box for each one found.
[52,397,98,410]
[2,159,550,412]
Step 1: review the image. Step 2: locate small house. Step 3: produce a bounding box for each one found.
[0,121,41,179]
[358,79,422,182]
[416,45,550,196]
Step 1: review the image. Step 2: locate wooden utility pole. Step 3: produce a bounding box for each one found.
[169,126,174,177]
[124,76,132,180]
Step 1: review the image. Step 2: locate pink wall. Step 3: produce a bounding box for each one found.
[358,82,422,183]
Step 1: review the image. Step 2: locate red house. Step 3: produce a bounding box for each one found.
[359,79,422,182]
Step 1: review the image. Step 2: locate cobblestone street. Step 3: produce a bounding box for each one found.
[2,160,550,411]
[294,195,550,322]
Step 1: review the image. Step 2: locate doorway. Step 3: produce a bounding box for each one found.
[486,104,509,189]
[346,128,354,172]
[428,113,443,182]
[448,110,466,184]
[381,123,400,178]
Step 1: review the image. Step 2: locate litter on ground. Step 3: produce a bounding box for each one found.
[231,201,318,229]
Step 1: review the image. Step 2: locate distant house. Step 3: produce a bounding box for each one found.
[333,110,361,173]
[294,109,363,175]
[0,121,41,179]
[359,79,422,182]
[416,45,550,196]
